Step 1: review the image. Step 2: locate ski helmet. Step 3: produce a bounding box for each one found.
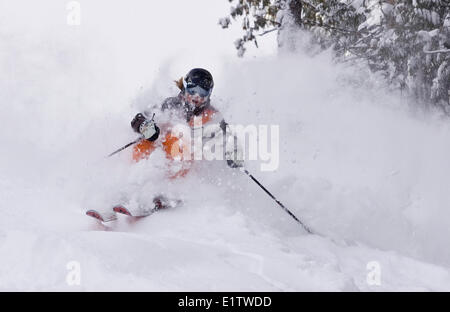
[183,68,214,98]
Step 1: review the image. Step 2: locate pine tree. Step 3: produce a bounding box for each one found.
[220,0,450,110]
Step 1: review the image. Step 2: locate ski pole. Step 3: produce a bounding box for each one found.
[107,113,156,158]
[241,168,313,234]
[107,137,142,158]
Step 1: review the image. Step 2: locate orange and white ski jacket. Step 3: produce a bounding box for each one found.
[132,93,242,178]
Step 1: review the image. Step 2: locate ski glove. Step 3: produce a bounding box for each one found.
[225,149,244,168]
[227,159,244,168]
[131,113,160,141]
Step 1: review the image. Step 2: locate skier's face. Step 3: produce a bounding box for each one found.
[185,92,208,108]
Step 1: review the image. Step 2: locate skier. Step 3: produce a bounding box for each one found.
[87,68,243,222]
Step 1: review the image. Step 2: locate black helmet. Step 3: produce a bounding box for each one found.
[183,68,214,97]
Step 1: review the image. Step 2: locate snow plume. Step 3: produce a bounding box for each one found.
[217,38,450,267]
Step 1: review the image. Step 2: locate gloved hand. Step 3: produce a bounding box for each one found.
[131,113,160,141]
[227,159,244,168]
[224,134,244,169]
[225,149,244,168]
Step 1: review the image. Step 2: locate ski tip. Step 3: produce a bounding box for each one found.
[86,210,105,222]
[113,205,132,216]
[86,210,118,222]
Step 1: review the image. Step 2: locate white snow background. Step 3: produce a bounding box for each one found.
[1,0,450,291]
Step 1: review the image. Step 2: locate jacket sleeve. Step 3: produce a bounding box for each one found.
[138,95,181,119]
[132,97,178,162]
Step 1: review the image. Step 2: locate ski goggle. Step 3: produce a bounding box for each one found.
[185,84,212,98]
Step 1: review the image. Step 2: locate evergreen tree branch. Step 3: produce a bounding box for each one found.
[423,49,450,54]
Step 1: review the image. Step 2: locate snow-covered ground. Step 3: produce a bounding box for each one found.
[1,0,450,291]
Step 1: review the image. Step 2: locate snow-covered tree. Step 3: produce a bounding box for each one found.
[354,0,450,110]
[221,0,450,110]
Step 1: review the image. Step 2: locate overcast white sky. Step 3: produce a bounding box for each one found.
[0,0,277,99]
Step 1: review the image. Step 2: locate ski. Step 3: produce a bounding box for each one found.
[113,195,183,217]
[113,204,158,217]
[86,196,183,222]
[86,210,118,222]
